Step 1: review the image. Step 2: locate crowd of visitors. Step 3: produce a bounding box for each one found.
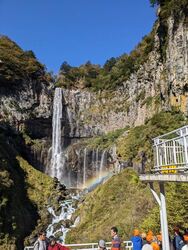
[33,226,188,250]
[129,226,188,250]
[33,231,70,250]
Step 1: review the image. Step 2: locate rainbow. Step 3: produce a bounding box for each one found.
[78,171,113,190]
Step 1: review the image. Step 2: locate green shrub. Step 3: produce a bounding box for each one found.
[86,127,129,150]
[142,96,153,107]
[141,182,188,234]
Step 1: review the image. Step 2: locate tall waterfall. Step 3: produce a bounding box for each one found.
[99,150,106,178]
[95,148,99,177]
[112,145,120,173]
[51,88,63,178]
[83,148,87,188]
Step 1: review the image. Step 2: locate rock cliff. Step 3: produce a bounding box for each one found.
[59,12,188,138]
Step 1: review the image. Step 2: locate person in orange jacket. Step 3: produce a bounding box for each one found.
[151,237,160,250]
[142,235,153,250]
[156,233,162,249]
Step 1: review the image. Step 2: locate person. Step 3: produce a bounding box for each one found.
[98,240,107,250]
[183,229,188,243]
[156,233,162,249]
[182,235,188,250]
[147,231,154,237]
[141,235,153,250]
[33,231,48,250]
[151,236,160,250]
[48,236,70,250]
[173,227,184,250]
[131,229,142,250]
[111,227,121,250]
[141,233,147,246]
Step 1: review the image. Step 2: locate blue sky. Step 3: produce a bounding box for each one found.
[0,0,156,73]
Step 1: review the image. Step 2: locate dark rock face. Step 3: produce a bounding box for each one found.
[24,118,52,139]
[23,117,52,171]
[0,80,52,126]
[0,74,53,171]
[0,124,39,250]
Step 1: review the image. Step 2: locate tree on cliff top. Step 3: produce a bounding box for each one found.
[0,36,50,85]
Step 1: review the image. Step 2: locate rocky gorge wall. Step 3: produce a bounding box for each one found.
[60,13,188,138]
[0,63,53,170]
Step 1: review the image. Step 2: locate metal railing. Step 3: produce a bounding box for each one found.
[153,125,188,173]
[24,241,133,250]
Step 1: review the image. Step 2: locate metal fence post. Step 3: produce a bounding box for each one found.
[183,135,188,166]
[149,182,165,248]
[159,182,170,250]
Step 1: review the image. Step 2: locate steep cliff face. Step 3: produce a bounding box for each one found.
[0,80,52,127]
[0,36,53,170]
[59,11,188,137]
[167,15,188,113]
[0,80,53,170]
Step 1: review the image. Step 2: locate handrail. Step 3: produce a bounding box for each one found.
[154,134,186,146]
[24,240,133,250]
[153,125,188,140]
[152,125,188,173]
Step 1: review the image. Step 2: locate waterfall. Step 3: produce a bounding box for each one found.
[96,148,99,177]
[75,149,82,188]
[112,145,120,173]
[99,150,106,178]
[83,148,87,188]
[91,149,95,171]
[51,88,63,178]
[66,106,74,137]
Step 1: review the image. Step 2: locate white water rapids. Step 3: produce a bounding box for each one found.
[46,195,80,243]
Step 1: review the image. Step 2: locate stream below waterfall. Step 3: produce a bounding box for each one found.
[46,193,80,243]
[45,171,113,243]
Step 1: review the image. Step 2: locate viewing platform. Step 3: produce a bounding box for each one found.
[139,125,188,250]
[140,125,188,182]
[152,125,188,173]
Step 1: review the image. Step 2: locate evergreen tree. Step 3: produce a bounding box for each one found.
[60,61,72,74]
